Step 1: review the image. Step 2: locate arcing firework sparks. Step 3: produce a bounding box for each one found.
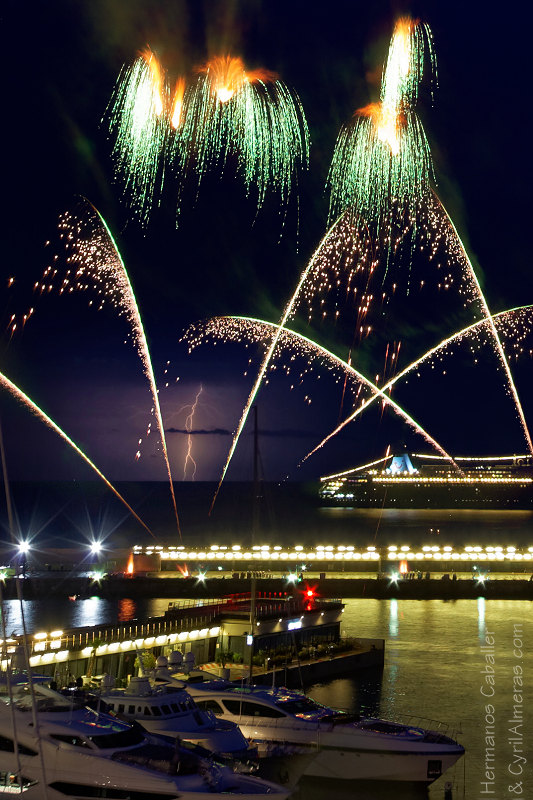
[0,370,153,536]
[40,200,182,537]
[184,314,460,469]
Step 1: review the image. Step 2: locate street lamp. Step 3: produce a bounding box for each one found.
[89,541,103,557]
[17,541,30,577]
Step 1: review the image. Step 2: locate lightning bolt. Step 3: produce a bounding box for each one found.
[182,384,203,480]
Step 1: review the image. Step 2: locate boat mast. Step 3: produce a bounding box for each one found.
[0,421,51,799]
[248,405,259,684]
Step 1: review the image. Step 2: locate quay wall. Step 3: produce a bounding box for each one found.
[3,575,532,600]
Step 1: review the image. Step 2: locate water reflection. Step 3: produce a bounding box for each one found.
[477,596,485,639]
[388,598,398,637]
[311,599,532,799]
[70,596,108,628]
[1,597,171,635]
[118,597,137,622]
[1,595,530,799]
[308,669,383,719]
[293,777,428,800]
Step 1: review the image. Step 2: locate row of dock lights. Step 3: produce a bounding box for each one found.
[77,626,221,658]
[385,545,532,561]
[23,626,222,669]
[135,544,533,561]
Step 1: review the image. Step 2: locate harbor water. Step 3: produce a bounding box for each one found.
[1,487,531,796]
[3,595,530,799]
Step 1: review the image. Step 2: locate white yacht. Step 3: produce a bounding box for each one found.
[95,675,253,759]
[0,679,288,799]
[158,663,464,784]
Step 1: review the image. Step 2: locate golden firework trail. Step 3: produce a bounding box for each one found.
[435,196,533,455]
[174,54,309,219]
[209,215,347,510]
[302,305,533,461]
[0,371,153,536]
[53,200,182,537]
[170,77,186,129]
[328,17,436,229]
[326,16,531,454]
[186,314,459,471]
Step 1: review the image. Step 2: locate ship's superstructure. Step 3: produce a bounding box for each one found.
[320,453,533,509]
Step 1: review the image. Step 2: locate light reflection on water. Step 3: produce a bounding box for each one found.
[307,599,532,800]
[477,596,485,640]
[0,596,171,633]
[1,596,530,800]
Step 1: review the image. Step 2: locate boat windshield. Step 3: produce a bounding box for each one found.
[275,697,327,715]
[0,684,82,713]
[89,726,146,749]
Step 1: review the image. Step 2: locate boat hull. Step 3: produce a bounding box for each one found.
[232,724,464,784]
[303,746,462,782]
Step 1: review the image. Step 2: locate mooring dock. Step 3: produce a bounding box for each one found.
[1,593,384,685]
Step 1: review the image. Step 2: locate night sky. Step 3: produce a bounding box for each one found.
[2,0,532,488]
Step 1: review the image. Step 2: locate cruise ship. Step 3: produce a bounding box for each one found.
[319,453,533,509]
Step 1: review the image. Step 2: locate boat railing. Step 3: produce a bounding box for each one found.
[386,712,463,740]
[323,704,462,740]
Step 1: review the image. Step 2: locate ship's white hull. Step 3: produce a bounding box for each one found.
[217,720,463,783]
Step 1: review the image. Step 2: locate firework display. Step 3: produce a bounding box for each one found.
[35,200,181,535]
[184,315,459,467]
[328,18,435,229]
[0,371,153,535]
[174,56,309,217]
[106,48,170,225]
[2,11,531,513]
[202,15,531,494]
[105,49,309,224]
[301,306,533,463]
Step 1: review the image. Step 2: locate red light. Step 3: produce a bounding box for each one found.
[300,583,318,603]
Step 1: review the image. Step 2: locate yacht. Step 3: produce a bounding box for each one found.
[0,679,288,798]
[95,675,253,759]
[157,661,464,784]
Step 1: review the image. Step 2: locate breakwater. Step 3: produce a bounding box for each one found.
[3,574,532,600]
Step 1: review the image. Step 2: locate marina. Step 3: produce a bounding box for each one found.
[0,680,289,799]
[1,592,529,798]
[2,2,533,798]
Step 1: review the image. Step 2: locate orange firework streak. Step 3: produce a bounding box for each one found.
[199,55,277,102]
[170,77,186,128]
[356,103,407,156]
[139,46,165,115]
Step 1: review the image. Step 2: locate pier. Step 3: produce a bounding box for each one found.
[1,593,384,685]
